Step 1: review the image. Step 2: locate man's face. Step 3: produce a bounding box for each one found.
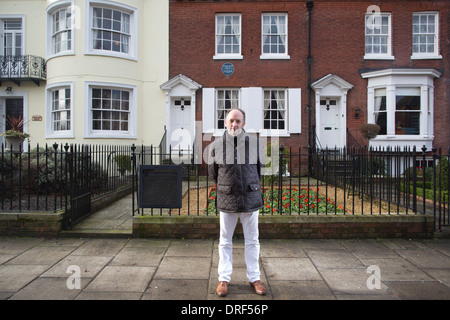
[225,109,245,136]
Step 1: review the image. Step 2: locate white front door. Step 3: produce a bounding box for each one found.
[319,98,342,149]
[170,98,192,153]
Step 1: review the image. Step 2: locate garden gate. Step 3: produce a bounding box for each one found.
[66,145,91,228]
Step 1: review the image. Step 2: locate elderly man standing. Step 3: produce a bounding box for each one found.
[207,108,266,297]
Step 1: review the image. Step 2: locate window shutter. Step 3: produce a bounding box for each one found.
[288,88,301,133]
[202,88,215,133]
[241,87,263,133]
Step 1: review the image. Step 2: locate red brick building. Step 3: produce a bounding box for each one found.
[163,0,449,160]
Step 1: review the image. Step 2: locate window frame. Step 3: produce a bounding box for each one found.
[364,12,394,60]
[411,12,441,60]
[262,88,288,133]
[369,85,425,138]
[85,0,137,61]
[215,88,241,130]
[214,13,243,60]
[260,13,290,60]
[362,69,441,149]
[84,81,137,139]
[47,0,75,58]
[0,15,25,56]
[45,82,74,138]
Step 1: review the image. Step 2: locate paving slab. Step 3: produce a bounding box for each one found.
[269,280,335,300]
[70,239,128,257]
[260,239,307,258]
[166,239,214,257]
[84,266,156,292]
[307,251,366,269]
[0,264,49,292]
[0,237,448,301]
[143,279,208,300]
[109,246,166,267]
[319,268,391,297]
[262,257,322,281]
[5,246,75,266]
[9,277,86,300]
[154,257,211,280]
[385,281,450,300]
[358,257,433,282]
[394,248,450,269]
[41,255,112,278]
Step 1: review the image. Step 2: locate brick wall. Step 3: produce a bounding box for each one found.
[169,0,449,150]
[0,212,64,238]
[132,214,434,239]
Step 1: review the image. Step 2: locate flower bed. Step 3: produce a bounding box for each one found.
[205,186,347,215]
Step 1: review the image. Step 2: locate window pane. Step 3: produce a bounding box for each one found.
[91,87,131,132]
[412,13,437,54]
[374,89,387,134]
[216,89,239,129]
[395,89,420,135]
[365,14,390,55]
[216,15,240,55]
[51,87,71,131]
[262,14,287,55]
[92,7,130,54]
[263,89,286,130]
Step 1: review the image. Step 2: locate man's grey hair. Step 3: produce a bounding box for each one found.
[225,107,246,122]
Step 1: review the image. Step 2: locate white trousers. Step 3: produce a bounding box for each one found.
[218,210,261,283]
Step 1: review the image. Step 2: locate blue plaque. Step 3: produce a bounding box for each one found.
[221,63,234,76]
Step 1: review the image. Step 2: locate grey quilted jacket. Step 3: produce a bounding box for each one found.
[207,131,264,213]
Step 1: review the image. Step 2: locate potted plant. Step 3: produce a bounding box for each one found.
[359,123,381,141]
[114,154,132,176]
[1,115,30,152]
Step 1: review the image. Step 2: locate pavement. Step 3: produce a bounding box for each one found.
[0,193,450,302]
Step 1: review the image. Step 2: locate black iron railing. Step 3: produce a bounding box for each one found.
[0,55,46,85]
[0,143,132,213]
[0,142,448,232]
[131,143,449,232]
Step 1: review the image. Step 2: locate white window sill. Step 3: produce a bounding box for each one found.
[84,51,137,62]
[213,54,243,60]
[46,51,75,61]
[260,55,290,60]
[372,135,431,140]
[85,132,137,139]
[46,132,74,139]
[260,129,290,137]
[364,54,395,60]
[411,54,442,60]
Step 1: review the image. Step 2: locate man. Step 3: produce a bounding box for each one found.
[207,108,266,297]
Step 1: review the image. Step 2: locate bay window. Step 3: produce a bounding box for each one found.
[47,1,74,58]
[85,82,137,138]
[86,1,137,60]
[374,88,387,135]
[46,82,74,138]
[395,88,420,135]
[362,69,441,149]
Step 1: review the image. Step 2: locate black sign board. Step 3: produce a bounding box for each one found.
[138,165,182,208]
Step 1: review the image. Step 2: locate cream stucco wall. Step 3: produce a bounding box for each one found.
[1,0,168,147]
